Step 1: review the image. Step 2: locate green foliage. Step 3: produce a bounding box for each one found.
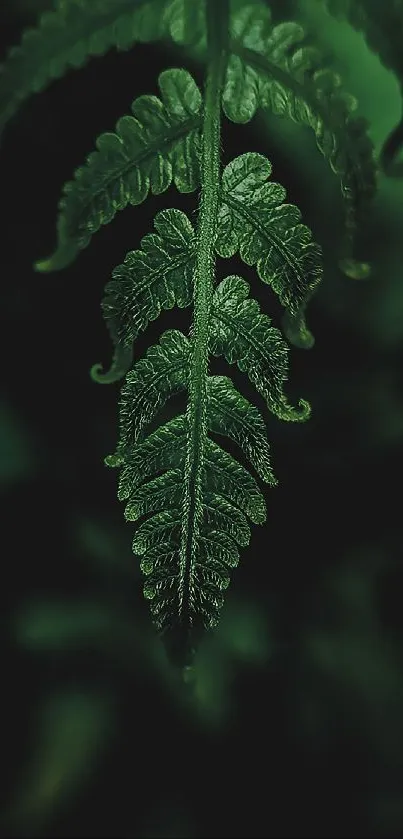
[3,0,399,662]
[322,0,403,175]
[91,208,195,383]
[0,0,167,138]
[1,1,376,275]
[36,69,202,272]
[102,189,311,657]
[215,152,322,347]
[227,2,376,277]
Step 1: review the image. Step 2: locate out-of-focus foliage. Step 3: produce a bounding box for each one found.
[7,692,112,836]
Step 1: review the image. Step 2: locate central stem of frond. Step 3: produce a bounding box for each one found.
[178,0,229,648]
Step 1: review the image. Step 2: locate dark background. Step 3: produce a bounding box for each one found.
[1,1,403,836]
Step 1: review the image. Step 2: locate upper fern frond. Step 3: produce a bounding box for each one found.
[225,2,377,278]
[322,0,403,177]
[0,0,169,140]
[36,69,202,273]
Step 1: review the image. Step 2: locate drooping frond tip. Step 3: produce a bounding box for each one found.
[101,240,312,655]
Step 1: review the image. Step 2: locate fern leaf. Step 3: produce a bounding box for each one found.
[111,416,267,524]
[0,0,168,140]
[106,341,280,652]
[322,0,403,176]
[203,442,267,524]
[162,0,207,48]
[104,310,308,654]
[206,375,275,483]
[125,469,183,521]
[211,274,310,422]
[36,69,202,272]
[114,330,189,450]
[216,151,322,348]
[91,209,195,382]
[109,414,187,501]
[92,180,320,383]
[227,3,377,278]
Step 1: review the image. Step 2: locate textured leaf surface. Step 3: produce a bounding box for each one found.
[114,329,189,449]
[206,376,275,483]
[104,289,310,653]
[107,397,267,652]
[91,209,195,382]
[0,0,168,139]
[97,151,317,659]
[211,275,310,421]
[216,152,322,347]
[228,2,377,276]
[36,69,202,272]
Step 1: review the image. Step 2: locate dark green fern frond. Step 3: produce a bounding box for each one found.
[0,0,168,140]
[226,2,377,278]
[106,269,309,656]
[206,376,275,483]
[36,68,202,272]
[91,155,322,385]
[323,0,403,176]
[91,209,195,382]
[115,329,189,448]
[216,152,322,348]
[210,275,310,421]
[203,440,267,525]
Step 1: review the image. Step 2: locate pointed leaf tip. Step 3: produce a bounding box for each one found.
[90,344,133,385]
[34,242,78,273]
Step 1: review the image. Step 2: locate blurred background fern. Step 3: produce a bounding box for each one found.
[1,0,403,836]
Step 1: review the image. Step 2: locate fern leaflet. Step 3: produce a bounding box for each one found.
[225,2,377,278]
[36,69,202,272]
[91,208,195,383]
[216,152,322,348]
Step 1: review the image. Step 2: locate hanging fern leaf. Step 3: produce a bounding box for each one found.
[91,208,195,383]
[226,3,377,279]
[105,265,310,659]
[0,0,169,141]
[322,0,403,176]
[216,152,322,348]
[35,68,202,273]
